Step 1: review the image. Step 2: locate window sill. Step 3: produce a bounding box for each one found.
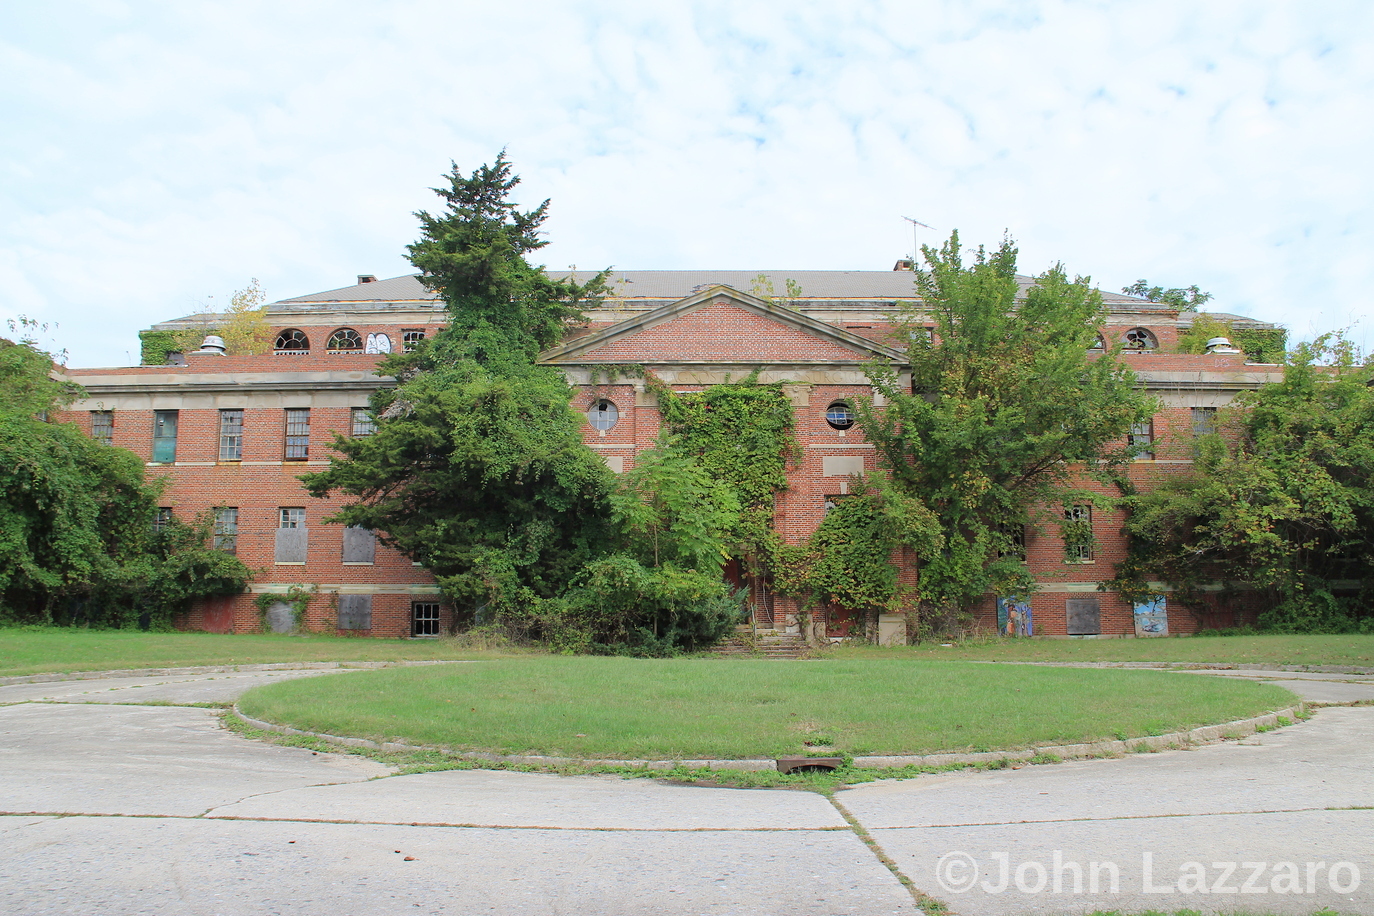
[1063,559,1097,565]
[342,562,375,567]
[275,561,306,566]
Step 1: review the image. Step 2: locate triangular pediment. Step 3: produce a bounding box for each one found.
[539,286,905,366]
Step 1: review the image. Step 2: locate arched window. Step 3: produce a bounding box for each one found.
[274,329,310,352]
[365,333,392,354]
[327,328,363,352]
[1123,328,1158,351]
[587,399,619,431]
[825,401,855,430]
[1089,334,1106,351]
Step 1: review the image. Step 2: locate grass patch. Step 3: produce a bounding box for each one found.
[0,627,513,677]
[236,657,1294,760]
[830,633,1374,668]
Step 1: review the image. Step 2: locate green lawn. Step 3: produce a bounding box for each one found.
[831,633,1374,668]
[0,628,508,677]
[236,657,1295,760]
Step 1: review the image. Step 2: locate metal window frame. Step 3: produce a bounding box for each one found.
[279,507,306,529]
[213,507,238,552]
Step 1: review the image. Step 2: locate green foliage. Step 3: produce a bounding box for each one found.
[774,493,902,616]
[305,156,642,645]
[1176,313,1287,363]
[253,583,318,633]
[1117,332,1374,632]
[862,233,1153,621]
[407,152,609,360]
[652,374,797,564]
[137,280,273,363]
[139,330,183,366]
[1122,279,1213,311]
[548,555,743,655]
[609,446,739,572]
[0,337,250,627]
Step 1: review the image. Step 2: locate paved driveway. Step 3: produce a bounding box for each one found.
[1,666,1370,915]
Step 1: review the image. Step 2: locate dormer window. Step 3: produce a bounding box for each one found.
[327,328,364,352]
[274,329,310,353]
[1123,328,1158,351]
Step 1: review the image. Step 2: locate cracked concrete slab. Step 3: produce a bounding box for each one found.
[0,815,915,916]
[879,808,1373,916]
[0,703,388,818]
[839,707,1374,829]
[208,767,847,831]
[0,668,367,706]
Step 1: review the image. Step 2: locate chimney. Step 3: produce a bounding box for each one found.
[357,274,377,284]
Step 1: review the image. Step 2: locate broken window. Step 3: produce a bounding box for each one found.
[213,507,238,552]
[412,602,441,637]
[284,409,310,460]
[90,410,113,445]
[274,329,310,353]
[1063,505,1093,562]
[219,409,243,461]
[152,410,178,463]
[1129,419,1154,460]
[825,401,855,430]
[326,328,363,352]
[351,407,376,437]
[587,399,619,431]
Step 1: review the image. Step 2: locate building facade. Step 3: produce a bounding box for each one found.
[63,268,1281,639]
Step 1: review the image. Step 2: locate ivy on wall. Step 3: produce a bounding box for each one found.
[649,371,798,565]
[773,493,901,622]
[1176,314,1288,363]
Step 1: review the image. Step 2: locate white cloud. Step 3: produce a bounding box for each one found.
[2,0,1372,365]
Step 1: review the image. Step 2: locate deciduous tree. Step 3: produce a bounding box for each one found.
[862,233,1153,631]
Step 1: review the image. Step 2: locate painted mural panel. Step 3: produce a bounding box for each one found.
[1134,596,1169,636]
[997,597,1033,637]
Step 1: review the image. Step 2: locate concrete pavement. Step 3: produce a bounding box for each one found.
[1,665,1370,915]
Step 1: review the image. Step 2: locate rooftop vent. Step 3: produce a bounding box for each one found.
[192,335,227,356]
[1205,337,1242,355]
[357,274,378,284]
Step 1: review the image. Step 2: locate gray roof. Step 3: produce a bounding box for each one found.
[277,270,1159,309]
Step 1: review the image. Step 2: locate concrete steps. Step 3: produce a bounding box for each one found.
[710,628,810,659]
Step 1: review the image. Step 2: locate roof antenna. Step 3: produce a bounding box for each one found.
[902,216,935,263]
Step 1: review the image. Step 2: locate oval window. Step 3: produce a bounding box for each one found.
[825,401,855,430]
[588,399,619,431]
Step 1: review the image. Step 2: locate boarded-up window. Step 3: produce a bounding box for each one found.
[275,527,308,563]
[342,526,376,563]
[1065,598,1101,636]
[338,595,372,630]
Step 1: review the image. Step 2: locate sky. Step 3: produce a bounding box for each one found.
[2,0,1371,368]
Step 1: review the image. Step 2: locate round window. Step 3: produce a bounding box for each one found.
[588,399,619,431]
[825,401,855,430]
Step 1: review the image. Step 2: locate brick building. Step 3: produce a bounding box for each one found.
[62,268,1282,640]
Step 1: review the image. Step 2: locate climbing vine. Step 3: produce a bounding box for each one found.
[647,371,798,565]
[253,583,318,632]
[773,493,901,619]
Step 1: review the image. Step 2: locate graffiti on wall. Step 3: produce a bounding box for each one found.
[997,597,1033,637]
[1133,596,1168,636]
